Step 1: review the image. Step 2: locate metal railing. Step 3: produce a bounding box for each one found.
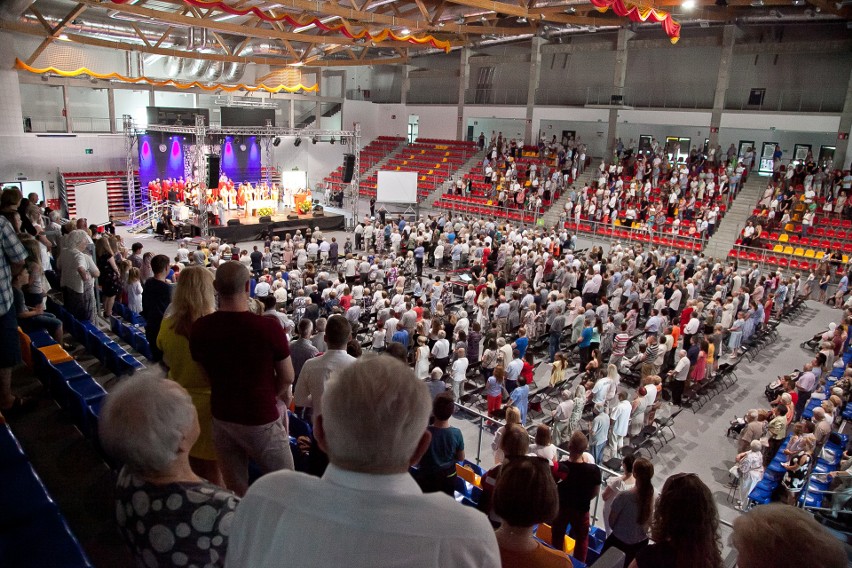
[452,400,621,529]
[433,190,544,227]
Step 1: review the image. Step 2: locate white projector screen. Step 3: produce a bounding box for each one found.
[74,181,110,225]
[281,170,308,192]
[376,171,417,204]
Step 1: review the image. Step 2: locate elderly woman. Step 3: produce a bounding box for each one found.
[99,374,238,567]
[58,229,99,321]
[734,440,765,510]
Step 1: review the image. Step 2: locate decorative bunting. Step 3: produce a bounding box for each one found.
[107,0,453,53]
[589,0,681,43]
[14,58,318,93]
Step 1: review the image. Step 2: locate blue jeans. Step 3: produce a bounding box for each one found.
[549,332,561,362]
[592,442,606,464]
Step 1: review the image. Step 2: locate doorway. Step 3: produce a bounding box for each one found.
[758,142,778,174]
[665,136,690,162]
[792,144,812,166]
[738,140,755,164]
[638,135,652,157]
[560,130,576,146]
[818,145,836,168]
[407,115,419,144]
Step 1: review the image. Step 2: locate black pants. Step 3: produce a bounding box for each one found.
[766,437,783,466]
[604,534,648,567]
[414,469,455,496]
[671,379,686,405]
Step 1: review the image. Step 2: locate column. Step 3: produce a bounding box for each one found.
[400,65,410,105]
[62,84,72,133]
[606,28,632,159]
[524,36,543,146]
[709,25,736,149]
[314,71,322,128]
[107,87,116,133]
[456,47,470,140]
[836,68,852,170]
[288,98,295,128]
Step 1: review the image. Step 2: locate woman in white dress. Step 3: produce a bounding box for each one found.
[414,335,430,380]
[735,440,765,509]
[602,454,636,535]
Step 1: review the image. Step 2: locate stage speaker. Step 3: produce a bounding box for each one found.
[314,211,324,217]
[207,155,220,189]
[342,154,356,183]
[287,214,300,220]
[227,219,241,226]
[259,215,272,223]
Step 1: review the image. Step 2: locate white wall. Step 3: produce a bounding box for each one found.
[271,142,345,190]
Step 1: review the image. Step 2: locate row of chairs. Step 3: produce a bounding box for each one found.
[0,416,93,567]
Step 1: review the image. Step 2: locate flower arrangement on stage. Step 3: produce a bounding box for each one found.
[297,199,313,215]
[256,207,275,218]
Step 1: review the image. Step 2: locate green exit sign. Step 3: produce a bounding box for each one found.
[84,149,93,154]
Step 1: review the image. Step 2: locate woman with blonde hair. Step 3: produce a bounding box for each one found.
[492,406,522,465]
[156,265,222,486]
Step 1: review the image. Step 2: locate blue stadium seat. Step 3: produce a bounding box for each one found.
[287,412,312,439]
[0,461,56,524]
[0,509,93,568]
[61,376,107,427]
[0,423,27,468]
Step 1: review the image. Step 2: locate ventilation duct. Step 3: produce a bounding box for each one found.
[0,0,36,21]
[220,62,245,83]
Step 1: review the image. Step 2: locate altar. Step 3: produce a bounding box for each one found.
[293,192,311,212]
[245,199,278,217]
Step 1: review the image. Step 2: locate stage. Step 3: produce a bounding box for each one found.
[195,208,345,243]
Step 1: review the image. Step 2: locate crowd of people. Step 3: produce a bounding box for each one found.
[1,182,850,568]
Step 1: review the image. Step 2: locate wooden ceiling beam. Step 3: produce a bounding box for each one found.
[25,3,87,65]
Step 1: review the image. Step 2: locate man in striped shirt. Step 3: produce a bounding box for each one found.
[609,323,630,368]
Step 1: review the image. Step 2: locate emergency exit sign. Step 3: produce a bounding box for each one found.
[85,149,93,154]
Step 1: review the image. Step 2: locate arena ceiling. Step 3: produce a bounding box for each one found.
[1,0,850,69]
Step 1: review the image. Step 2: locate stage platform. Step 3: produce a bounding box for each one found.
[195,209,345,243]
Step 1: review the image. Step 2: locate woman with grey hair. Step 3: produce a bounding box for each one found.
[57,229,99,321]
[733,439,765,510]
[99,373,238,567]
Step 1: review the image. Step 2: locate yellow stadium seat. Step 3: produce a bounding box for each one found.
[773,244,784,253]
[534,525,576,556]
[455,463,481,487]
[783,246,794,255]
[804,249,815,258]
[843,255,849,264]
[614,219,621,226]
[784,223,795,232]
[793,248,805,257]
[816,251,825,259]
[778,234,789,243]
[17,328,32,369]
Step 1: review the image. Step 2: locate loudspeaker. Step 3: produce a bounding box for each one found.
[207,155,220,189]
[610,94,623,105]
[287,214,300,220]
[314,211,324,217]
[259,215,272,223]
[227,219,240,226]
[342,154,356,183]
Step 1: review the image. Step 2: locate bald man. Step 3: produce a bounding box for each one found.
[190,261,296,496]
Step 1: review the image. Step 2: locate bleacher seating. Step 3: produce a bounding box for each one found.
[434,194,537,224]
[0,417,93,567]
[356,139,477,200]
[322,136,404,189]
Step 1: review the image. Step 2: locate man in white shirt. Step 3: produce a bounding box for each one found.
[669,349,690,406]
[293,315,356,425]
[226,356,500,568]
[608,391,631,455]
[431,330,450,373]
[451,348,469,401]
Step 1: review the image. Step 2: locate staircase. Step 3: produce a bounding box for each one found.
[539,160,601,229]
[361,139,407,182]
[295,102,342,129]
[703,174,765,259]
[421,149,485,209]
[124,200,180,233]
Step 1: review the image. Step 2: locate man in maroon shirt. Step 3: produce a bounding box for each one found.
[190,262,295,496]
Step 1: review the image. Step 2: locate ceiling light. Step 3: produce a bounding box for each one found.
[517,16,527,23]
[565,7,576,13]
[480,15,488,21]
[437,21,446,27]
[456,16,465,24]
[682,0,696,9]
[158,143,167,153]
[57,34,71,41]
[399,27,410,35]
[750,0,764,6]
[791,0,805,5]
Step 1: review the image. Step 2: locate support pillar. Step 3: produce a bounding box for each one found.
[709,25,736,149]
[288,99,295,129]
[456,47,470,140]
[836,68,852,170]
[108,87,116,134]
[62,85,72,133]
[400,65,410,105]
[606,28,631,160]
[524,37,543,145]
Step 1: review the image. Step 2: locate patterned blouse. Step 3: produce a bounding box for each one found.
[115,467,239,568]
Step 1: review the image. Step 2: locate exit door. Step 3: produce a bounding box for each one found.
[407,114,419,144]
[738,140,755,165]
[561,130,576,145]
[665,136,690,162]
[638,135,652,156]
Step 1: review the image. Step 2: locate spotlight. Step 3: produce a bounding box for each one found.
[682,0,696,9]
[240,143,247,151]
[294,137,302,147]
[312,136,318,144]
[158,143,167,153]
[330,137,335,144]
[273,137,281,146]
